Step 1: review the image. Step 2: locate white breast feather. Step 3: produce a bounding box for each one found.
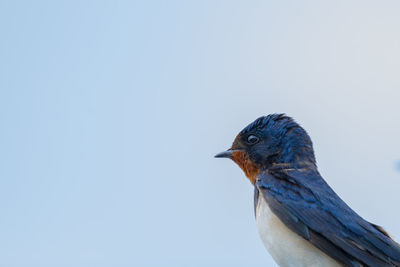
[255,194,342,267]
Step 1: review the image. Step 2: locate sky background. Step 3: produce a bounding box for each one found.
[1,1,400,266]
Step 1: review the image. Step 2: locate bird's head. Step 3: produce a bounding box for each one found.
[215,114,317,184]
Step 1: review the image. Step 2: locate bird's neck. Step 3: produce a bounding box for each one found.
[273,133,317,169]
[231,150,259,184]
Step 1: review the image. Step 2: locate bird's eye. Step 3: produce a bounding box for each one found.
[247,135,259,144]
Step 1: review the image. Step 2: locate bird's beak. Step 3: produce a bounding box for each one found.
[214,149,240,158]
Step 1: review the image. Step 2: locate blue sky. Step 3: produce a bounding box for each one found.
[1,1,400,266]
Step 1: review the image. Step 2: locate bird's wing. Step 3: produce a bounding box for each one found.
[255,167,400,267]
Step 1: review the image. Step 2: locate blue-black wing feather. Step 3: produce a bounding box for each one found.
[255,168,400,267]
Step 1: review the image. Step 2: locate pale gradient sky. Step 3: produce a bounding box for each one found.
[1,1,400,266]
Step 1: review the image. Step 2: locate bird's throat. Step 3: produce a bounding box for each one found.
[231,151,260,184]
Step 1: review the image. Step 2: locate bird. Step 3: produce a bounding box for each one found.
[215,114,400,267]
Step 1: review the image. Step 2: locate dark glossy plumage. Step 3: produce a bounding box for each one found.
[256,167,400,266]
[234,114,400,266]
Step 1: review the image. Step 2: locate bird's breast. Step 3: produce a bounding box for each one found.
[255,192,341,267]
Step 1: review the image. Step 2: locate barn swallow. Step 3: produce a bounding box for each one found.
[215,114,400,267]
